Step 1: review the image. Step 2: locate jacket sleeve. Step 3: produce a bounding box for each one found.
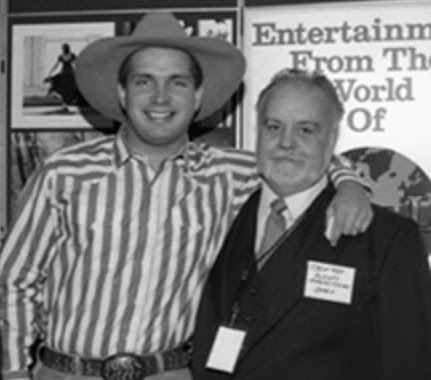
[0,165,57,380]
[376,218,431,379]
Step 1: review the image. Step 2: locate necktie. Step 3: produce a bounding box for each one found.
[257,198,287,269]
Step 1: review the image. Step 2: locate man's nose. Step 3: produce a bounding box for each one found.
[153,83,170,103]
[279,127,295,148]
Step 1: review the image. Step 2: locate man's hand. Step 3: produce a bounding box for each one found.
[325,181,373,246]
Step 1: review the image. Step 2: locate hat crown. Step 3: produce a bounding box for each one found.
[75,12,246,123]
[132,12,188,39]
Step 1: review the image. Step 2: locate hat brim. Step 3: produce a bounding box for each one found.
[75,36,246,122]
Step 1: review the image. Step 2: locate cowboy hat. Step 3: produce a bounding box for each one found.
[75,12,246,122]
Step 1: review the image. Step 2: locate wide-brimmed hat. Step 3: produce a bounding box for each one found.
[75,12,246,122]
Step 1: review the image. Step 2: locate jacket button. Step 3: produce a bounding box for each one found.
[244,316,254,324]
[249,287,257,295]
[241,270,250,281]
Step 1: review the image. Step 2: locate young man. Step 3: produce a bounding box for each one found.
[192,69,431,380]
[0,14,372,380]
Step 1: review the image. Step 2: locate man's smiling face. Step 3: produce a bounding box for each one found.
[118,47,203,153]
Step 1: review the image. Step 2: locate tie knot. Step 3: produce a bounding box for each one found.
[270,198,287,215]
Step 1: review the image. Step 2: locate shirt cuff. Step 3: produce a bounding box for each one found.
[328,154,371,193]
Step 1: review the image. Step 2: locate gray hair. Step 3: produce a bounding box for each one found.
[256,68,344,121]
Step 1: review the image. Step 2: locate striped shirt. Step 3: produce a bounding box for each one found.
[0,129,359,379]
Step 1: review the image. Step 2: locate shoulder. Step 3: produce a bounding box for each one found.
[42,134,114,172]
[369,204,423,252]
[368,205,430,289]
[191,143,256,162]
[372,204,417,232]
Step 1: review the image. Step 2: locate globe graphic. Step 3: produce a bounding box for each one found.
[343,147,431,263]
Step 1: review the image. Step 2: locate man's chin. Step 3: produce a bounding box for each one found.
[270,180,313,196]
[267,167,301,181]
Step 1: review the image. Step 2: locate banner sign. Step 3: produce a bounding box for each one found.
[244,1,431,259]
[243,1,431,177]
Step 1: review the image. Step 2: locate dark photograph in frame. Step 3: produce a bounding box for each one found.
[10,21,115,130]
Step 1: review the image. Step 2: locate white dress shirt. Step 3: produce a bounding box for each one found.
[255,176,328,252]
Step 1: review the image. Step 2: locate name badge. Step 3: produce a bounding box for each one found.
[304,260,356,304]
[206,326,246,373]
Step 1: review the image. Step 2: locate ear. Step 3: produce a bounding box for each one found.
[117,83,126,109]
[333,123,340,145]
[329,123,340,153]
[194,85,204,112]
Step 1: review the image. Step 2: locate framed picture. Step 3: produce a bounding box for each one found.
[11,22,115,130]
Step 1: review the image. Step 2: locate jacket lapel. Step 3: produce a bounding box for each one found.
[240,185,336,358]
[215,190,262,322]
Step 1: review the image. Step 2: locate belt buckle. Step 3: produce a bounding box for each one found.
[101,353,147,380]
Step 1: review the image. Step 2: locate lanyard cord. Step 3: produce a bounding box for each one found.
[229,211,307,327]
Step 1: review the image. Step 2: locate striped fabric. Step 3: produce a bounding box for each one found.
[0,129,359,379]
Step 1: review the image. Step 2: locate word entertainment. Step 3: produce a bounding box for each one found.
[252,18,431,46]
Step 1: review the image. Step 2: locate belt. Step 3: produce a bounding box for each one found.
[39,344,192,380]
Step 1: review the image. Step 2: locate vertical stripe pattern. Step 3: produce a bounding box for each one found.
[0,133,259,376]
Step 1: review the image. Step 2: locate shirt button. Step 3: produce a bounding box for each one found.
[249,287,257,295]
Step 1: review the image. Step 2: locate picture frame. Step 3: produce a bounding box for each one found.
[10,21,115,130]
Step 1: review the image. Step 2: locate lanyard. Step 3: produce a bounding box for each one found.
[228,211,307,327]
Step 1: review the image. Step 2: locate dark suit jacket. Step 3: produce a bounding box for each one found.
[192,186,431,380]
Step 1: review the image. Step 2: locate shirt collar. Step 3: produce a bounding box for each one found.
[113,126,132,167]
[260,176,328,221]
[112,124,194,171]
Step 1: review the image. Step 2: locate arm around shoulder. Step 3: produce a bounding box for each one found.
[325,154,373,246]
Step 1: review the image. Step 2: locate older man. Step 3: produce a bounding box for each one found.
[0,13,371,380]
[192,69,431,380]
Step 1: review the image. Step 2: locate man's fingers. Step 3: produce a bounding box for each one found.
[326,207,343,246]
[358,209,373,233]
[342,208,373,235]
[325,194,374,246]
[343,213,363,236]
